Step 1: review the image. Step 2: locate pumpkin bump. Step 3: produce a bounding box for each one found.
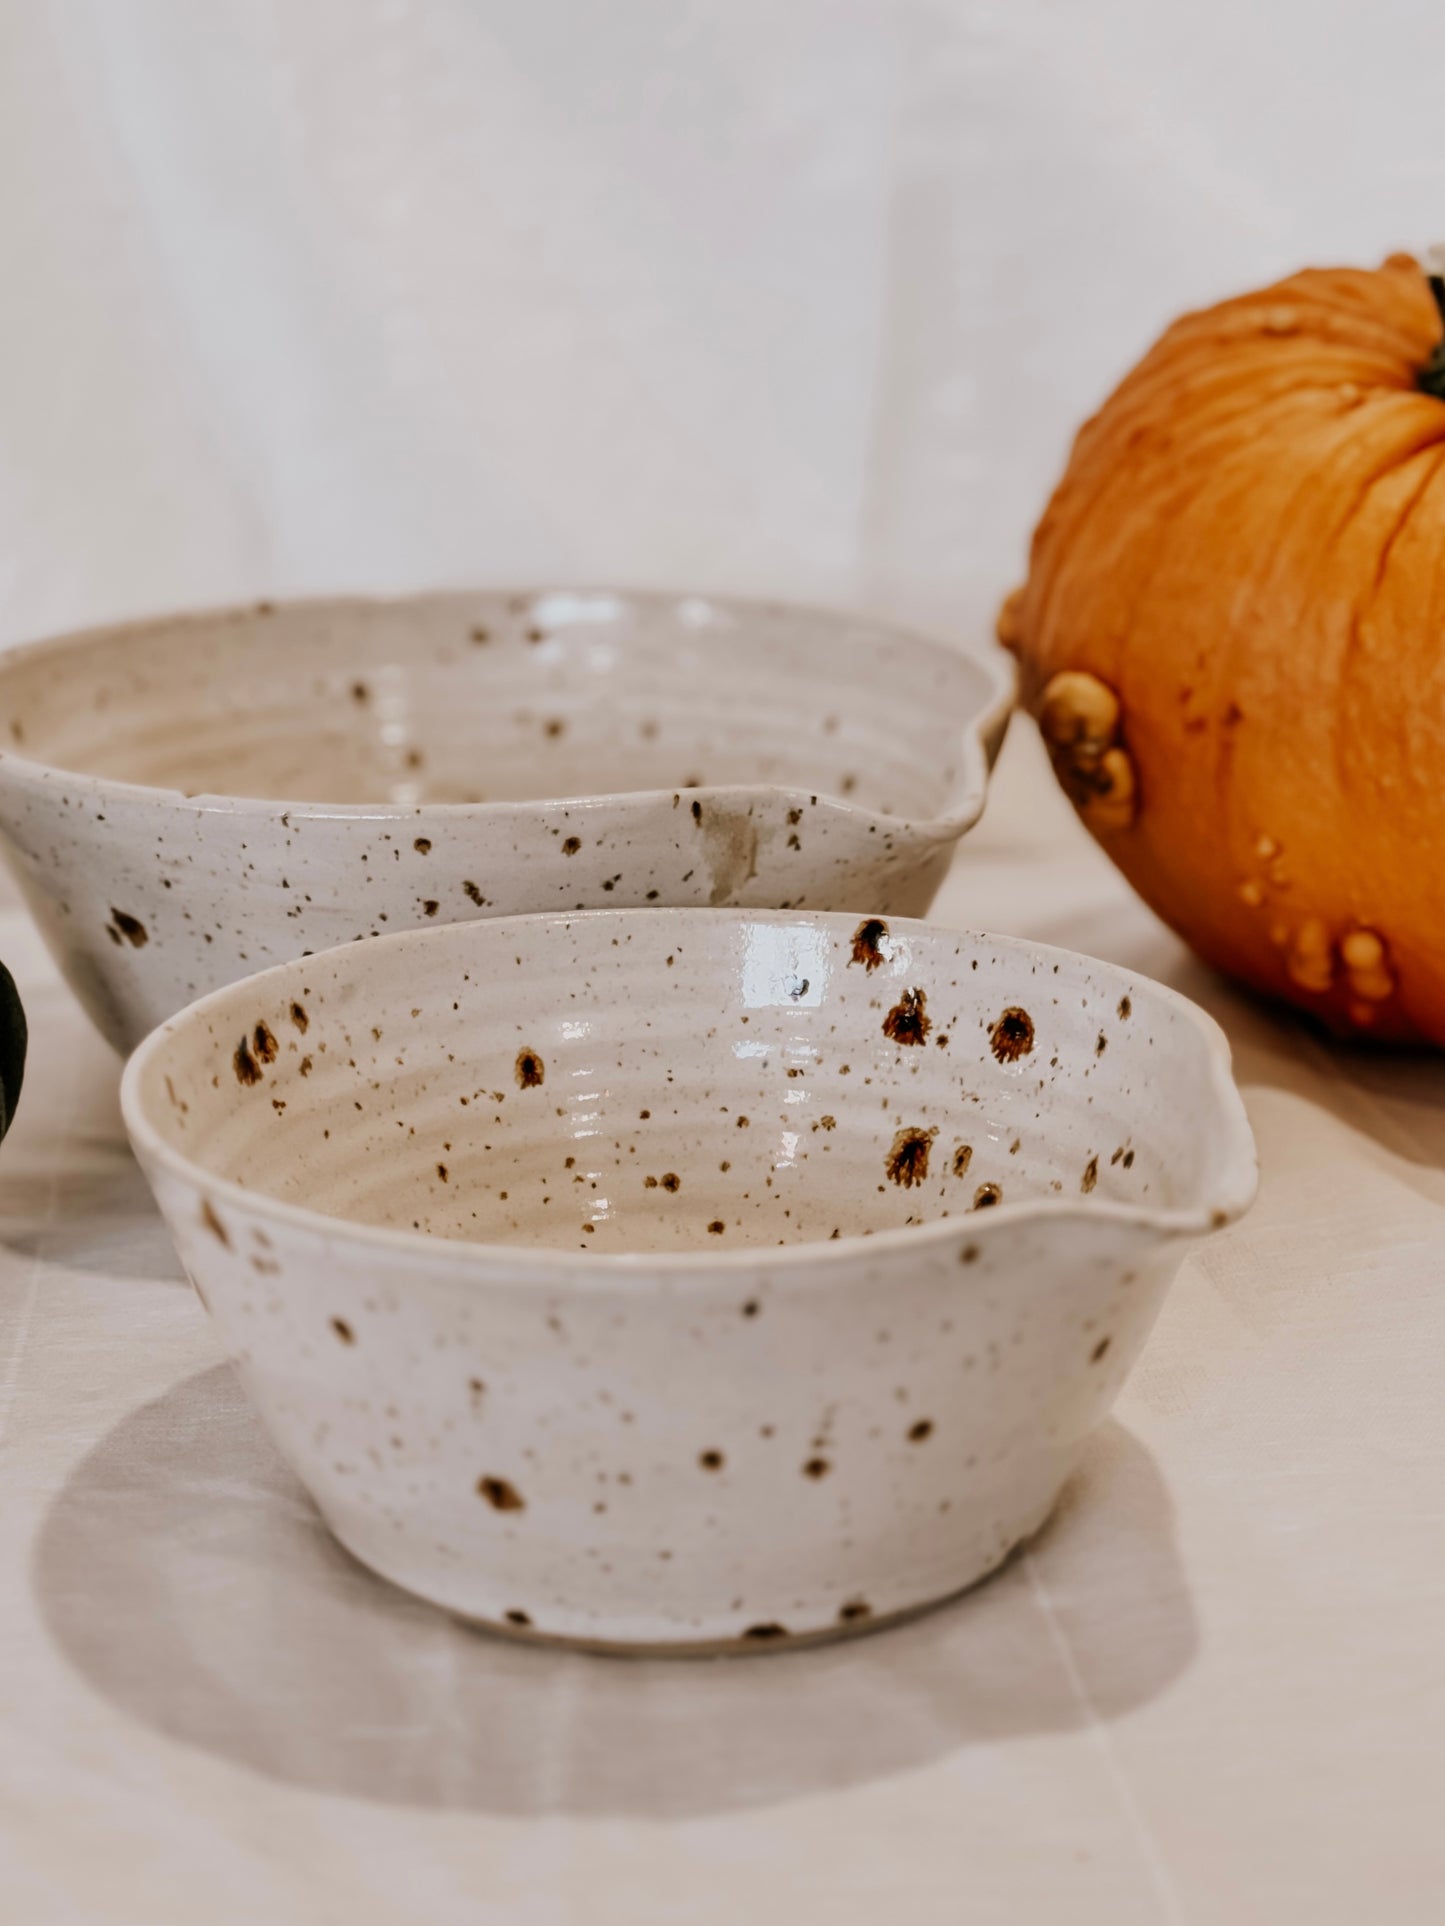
[1004,251,1445,1045]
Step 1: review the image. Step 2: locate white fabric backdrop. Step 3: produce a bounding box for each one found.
[3,5,1445,1922]
[3,0,1443,646]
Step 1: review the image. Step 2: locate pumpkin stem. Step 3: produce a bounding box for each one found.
[1418,249,1445,399]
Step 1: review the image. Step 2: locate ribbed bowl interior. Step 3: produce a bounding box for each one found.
[0,590,996,821]
[131,910,1239,1257]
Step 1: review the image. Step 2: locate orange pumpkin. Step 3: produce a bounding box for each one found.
[1001,251,1445,1044]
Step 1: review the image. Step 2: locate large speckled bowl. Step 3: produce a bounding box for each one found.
[0,589,1013,1052]
[121,907,1256,1652]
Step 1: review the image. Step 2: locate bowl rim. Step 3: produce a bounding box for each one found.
[0,585,1017,842]
[119,907,1260,1283]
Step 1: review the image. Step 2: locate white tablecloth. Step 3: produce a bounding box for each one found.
[3,726,1443,1924]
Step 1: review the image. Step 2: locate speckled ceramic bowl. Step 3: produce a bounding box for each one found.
[0,589,1013,1052]
[121,907,1255,1652]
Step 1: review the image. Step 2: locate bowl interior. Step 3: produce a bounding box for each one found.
[129,911,1242,1257]
[0,591,999,820]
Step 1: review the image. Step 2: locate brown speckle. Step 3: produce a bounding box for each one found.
[959,1243,980,1265]
[972,1183,1002,1210]
[515,1049,545,1089]
[886,1125,936,1189]
[1123,1149,1135,1169]
[470,625,490,645]
[849,917,889,972]
[699,1449,724,1471]
[1117,995,1132,1020]
[504,1608,532,1627]
[802,1456,831,1479]
[462,881,485,907]
[544,718,566,739]
[743,1623,788,1641]
[838,1599,872,1623]
[736,1115,750,1129]
[882,987,931,1047]
[952,1143,973,1179]
[660,1172,681,1192]
[351,681,370,703]
[1091,1336,1112,1364]
[299,1055,313,1076]
[562,836,581,856]
[908,1419,934,1443]
[437,1162,449,1182]
[233,1037,262,1085]
[109,909,148,948]
[253,1022,278,1065]
[478,1476,525,1511]
[414,837,432,854]
[1081,1156,1098,1194]
[708,1219,725,1235]
[331,1317,355,1345]
[289,1000,309,1033]
[1095,1032,1107,1056]
[423,900,439,917]
[989,1006,1034,1062]
[199,1199,230,1247]
[691,798,703,823]
[742,1298,760,1317]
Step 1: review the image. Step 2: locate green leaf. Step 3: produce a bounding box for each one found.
[0,959,25,1144]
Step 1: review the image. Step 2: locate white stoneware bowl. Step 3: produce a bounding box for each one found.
[0,589,1012,1052]
[121,907,1256,1653]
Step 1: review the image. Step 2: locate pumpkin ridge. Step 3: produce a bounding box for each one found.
[1039,393,1435,713]
[1332,438,1445,794]
[1149,264,1435,363]
[1078,355,1412,466]
[1031,390,1380,678]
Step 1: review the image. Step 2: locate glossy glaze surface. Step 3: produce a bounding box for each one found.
[0,590,1013,1050]
[122,908,1256,1649]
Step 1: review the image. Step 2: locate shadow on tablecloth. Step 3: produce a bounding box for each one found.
[32,1363,1196,1818]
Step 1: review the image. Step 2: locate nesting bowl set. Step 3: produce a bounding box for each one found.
[0,588,1256,1651]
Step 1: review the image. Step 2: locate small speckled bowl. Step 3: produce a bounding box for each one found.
[0,589,1012,1052]
[121,907,1256,1652]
